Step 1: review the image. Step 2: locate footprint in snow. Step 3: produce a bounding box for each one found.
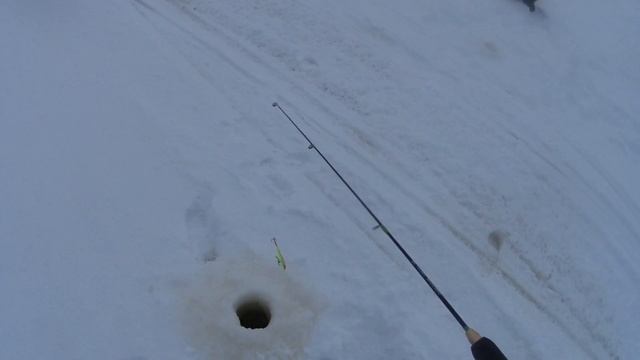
[185,187,218,263]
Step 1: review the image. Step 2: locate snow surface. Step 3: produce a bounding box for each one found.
[1,0,639,359]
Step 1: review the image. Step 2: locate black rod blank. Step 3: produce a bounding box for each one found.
[272,102,469,330]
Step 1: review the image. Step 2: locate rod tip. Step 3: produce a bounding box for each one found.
[272,102,278,107]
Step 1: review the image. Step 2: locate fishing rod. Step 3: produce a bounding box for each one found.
[272,102,510,359]
[272,101,469,330]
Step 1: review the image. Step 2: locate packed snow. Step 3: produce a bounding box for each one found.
[1,0,639,359]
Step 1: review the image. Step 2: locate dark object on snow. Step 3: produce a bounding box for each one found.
[471,337,508,360]
[523,0,537,12]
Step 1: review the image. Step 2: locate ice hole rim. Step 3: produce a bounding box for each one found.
[234,295,272,330]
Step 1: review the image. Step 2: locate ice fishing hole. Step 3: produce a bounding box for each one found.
[235,297,271,329]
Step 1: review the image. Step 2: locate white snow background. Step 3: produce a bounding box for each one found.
[1,0,639,359]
